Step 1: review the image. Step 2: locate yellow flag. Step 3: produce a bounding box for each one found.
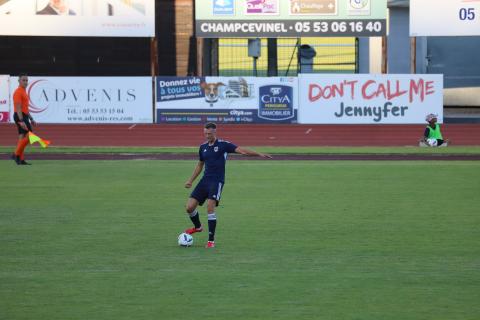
[28,132,51,148]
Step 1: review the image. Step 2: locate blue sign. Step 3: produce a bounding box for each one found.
[258,85,295,121]
[213,0,235,15]
[157,77,204,102]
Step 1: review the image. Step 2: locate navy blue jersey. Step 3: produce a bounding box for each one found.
[199,139,237,181]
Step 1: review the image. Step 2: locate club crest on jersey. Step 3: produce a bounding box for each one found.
[214,146,219,152]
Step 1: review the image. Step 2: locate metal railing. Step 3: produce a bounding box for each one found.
[219,38,358,77]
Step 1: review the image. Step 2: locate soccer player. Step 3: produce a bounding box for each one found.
[184,122,272,248]
[12,74,35,165]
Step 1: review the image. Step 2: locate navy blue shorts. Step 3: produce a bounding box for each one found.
[190,177,224,206]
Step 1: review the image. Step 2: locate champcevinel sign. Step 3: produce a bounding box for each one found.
[298,74,443,124]
[196,0,387,37]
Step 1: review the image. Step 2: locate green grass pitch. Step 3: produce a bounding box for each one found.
[1,160,479,320]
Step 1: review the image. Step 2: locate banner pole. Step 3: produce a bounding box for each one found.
[410,37,417,74]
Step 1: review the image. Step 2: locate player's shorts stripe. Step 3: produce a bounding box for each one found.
[216,182,223,200]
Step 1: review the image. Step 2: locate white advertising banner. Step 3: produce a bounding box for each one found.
[0,75,10,123]
[9,77,153,124]
[156,76,298,124]
[0,0,154,37]
[410,0,480,36]
[298,74,443,124]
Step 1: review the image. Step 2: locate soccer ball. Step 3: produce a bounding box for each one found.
[178,232,193,247]
[427,138,438,147]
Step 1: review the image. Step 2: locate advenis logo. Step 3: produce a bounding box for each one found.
[27,79,51,113]
[26,79,137,114]
[0,112,8,123]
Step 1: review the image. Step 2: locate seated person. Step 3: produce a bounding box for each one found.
[420,113,448,147]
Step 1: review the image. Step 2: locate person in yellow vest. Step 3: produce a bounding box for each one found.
[421,113,448,147]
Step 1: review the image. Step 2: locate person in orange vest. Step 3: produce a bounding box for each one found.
[11,74,35,165]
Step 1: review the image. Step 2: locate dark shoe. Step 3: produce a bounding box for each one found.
[11,154,21,165]
[439,139,450,147]
[19,160,31,165]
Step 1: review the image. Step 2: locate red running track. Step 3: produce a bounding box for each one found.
[0,124,479,147]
